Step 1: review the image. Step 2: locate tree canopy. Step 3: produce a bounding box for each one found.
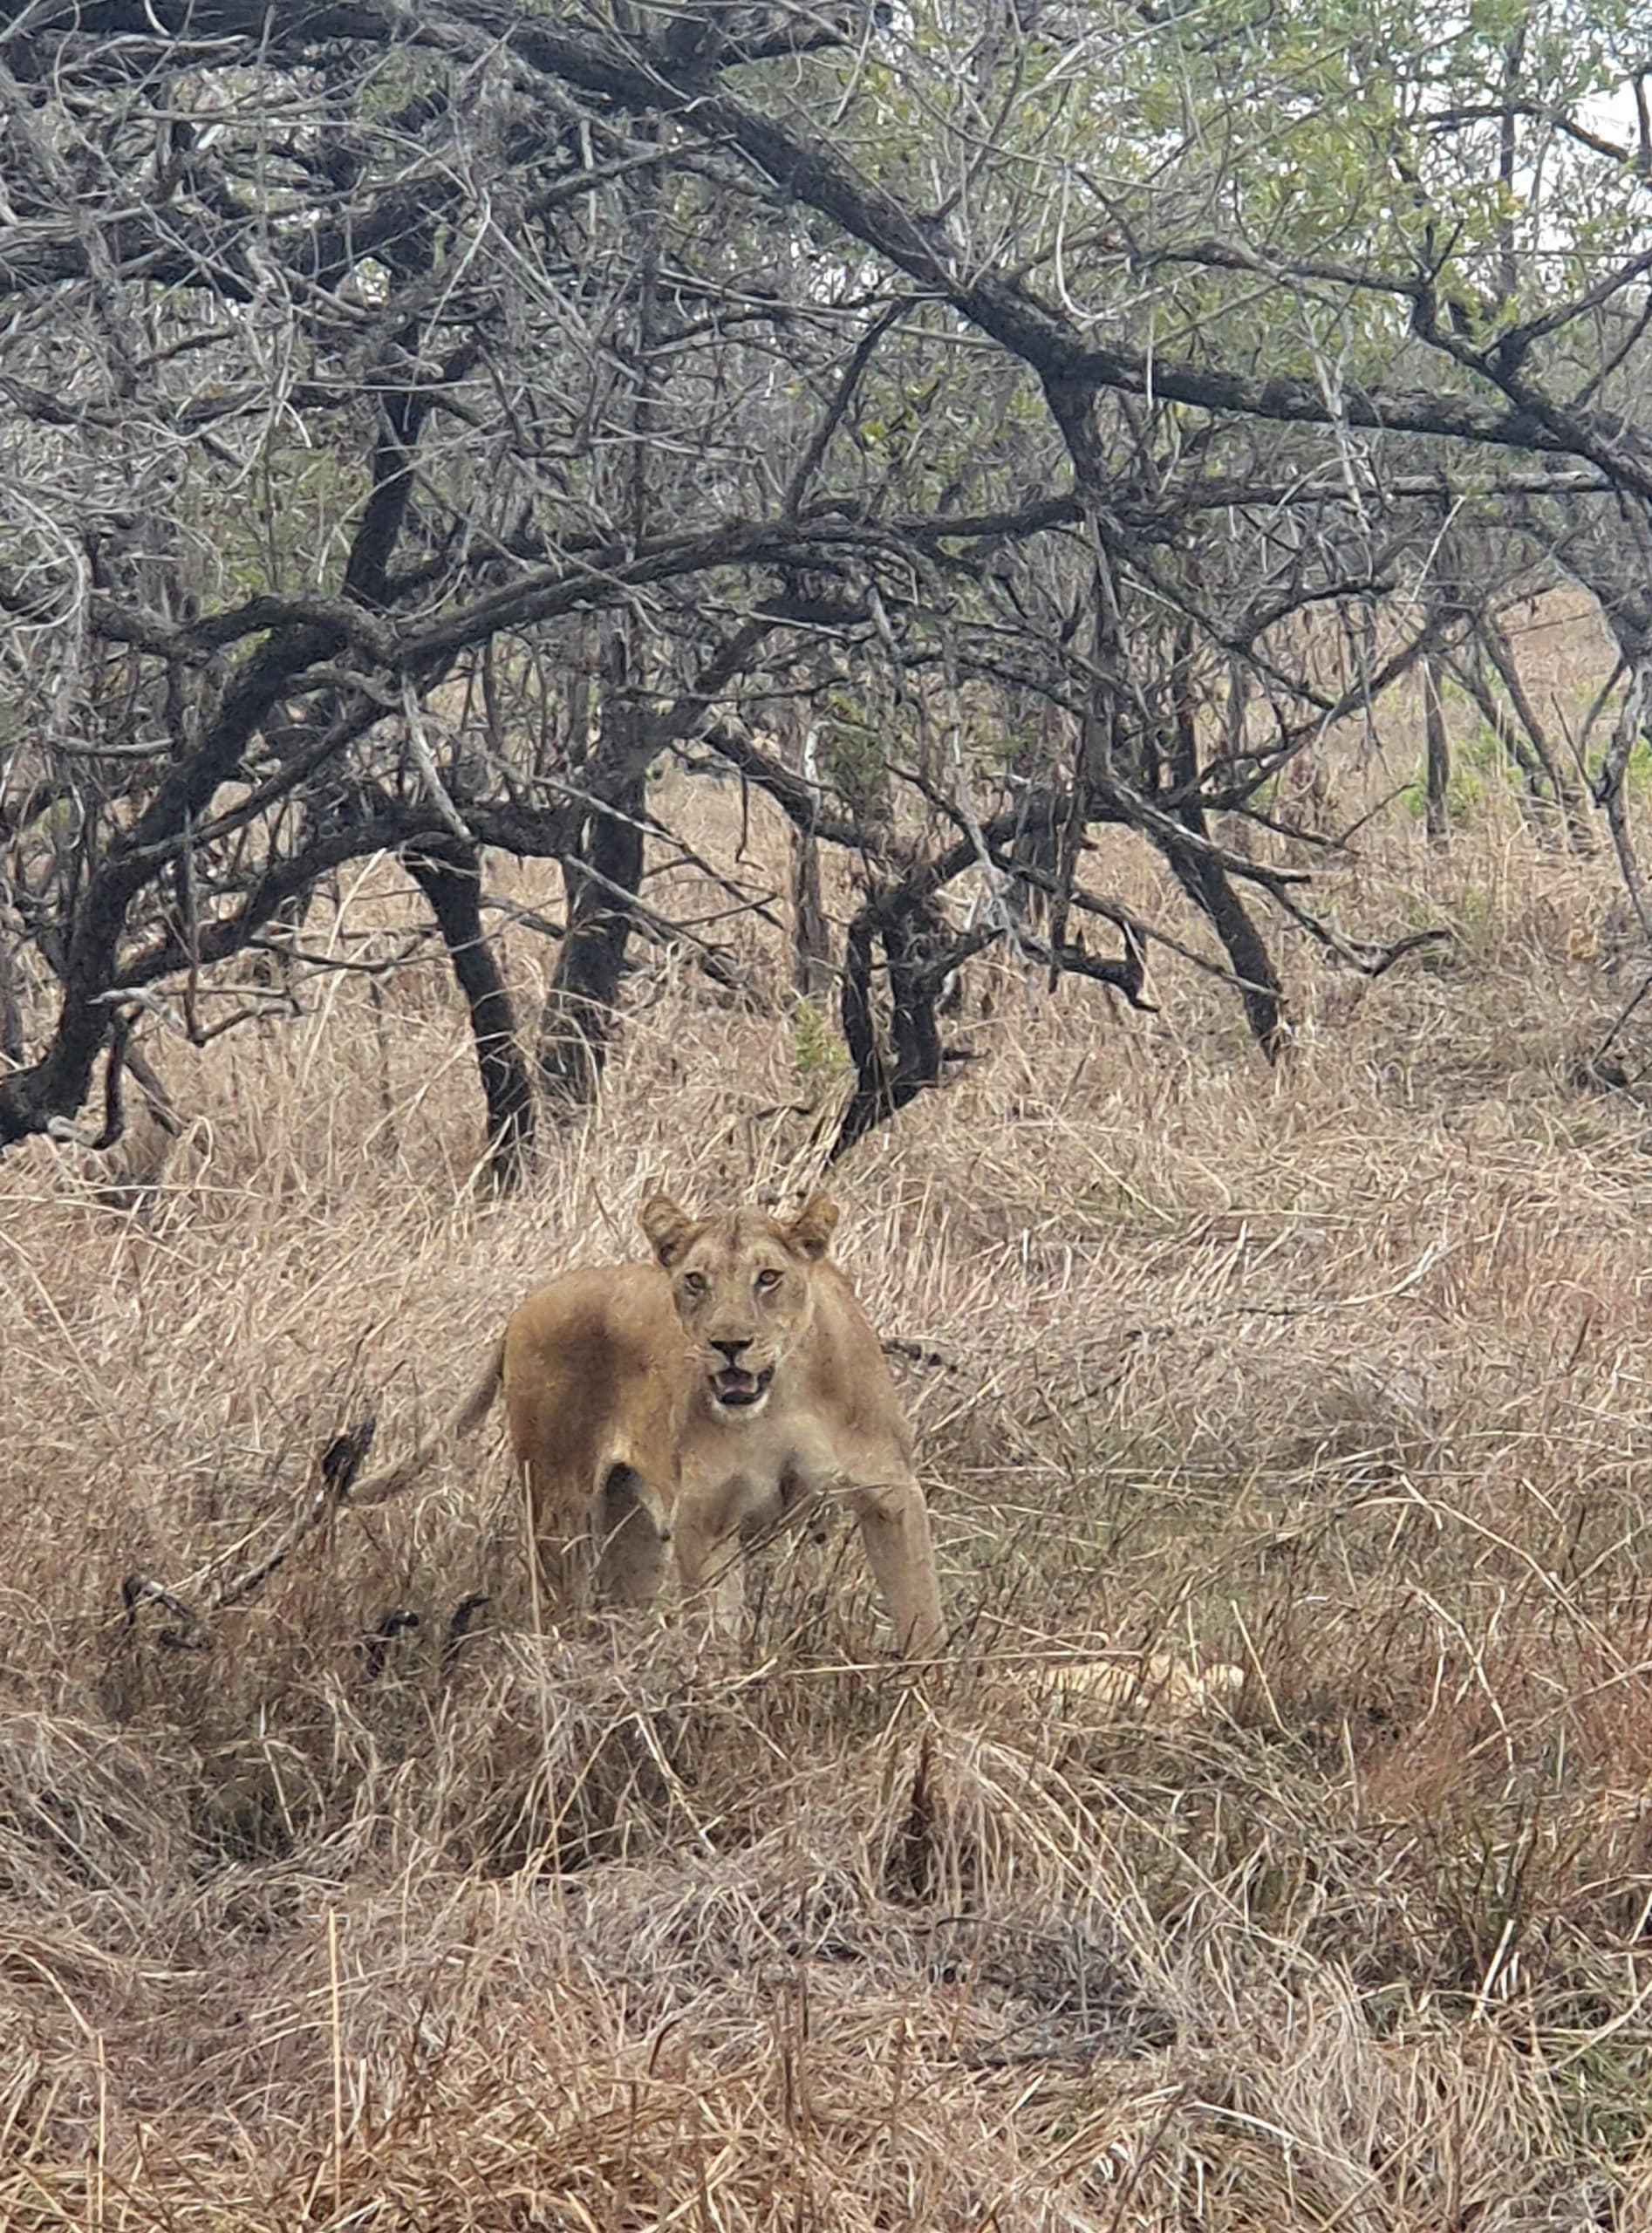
[3,0,1651,1175]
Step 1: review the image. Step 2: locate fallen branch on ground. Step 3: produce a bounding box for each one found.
[121,1415,378,1641]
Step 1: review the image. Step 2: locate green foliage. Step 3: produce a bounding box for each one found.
[355,48,441,117]
[818,695,891,818]
[1401,719,1526,823]
[196,441,365,601]
[1401,768,1485,823]
[791,997,850,1092]
[1451,882,1494,945]
[1555,2045,1652,2154]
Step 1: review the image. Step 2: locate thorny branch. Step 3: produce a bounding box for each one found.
[4,0,1651,1164]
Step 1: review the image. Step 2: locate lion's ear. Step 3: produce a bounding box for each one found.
[640,1193,696,1268]
[786,1193,840,1261]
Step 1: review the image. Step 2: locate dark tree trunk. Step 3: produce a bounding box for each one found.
[536,777,646,1112]
[403,835,536,1191]
[832,905,918,1161]
[792,828,831,999]
[536,131,659,1117]
[0,880,24,1067]
[792,724,833,1000]
[828,856,1154,1160]
[533,613,776,1110]
[1162,834,1287,1055]
[562,614,596,776]
[1423,650,1451,843]
[1445,645,1557,841]
[829,876,960,1161]
[1163,616,1286,1056]
[1007,780,1062,931]
[1475,617,1593,850]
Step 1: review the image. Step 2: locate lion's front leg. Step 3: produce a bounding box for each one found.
[851,1473,944,1661]
[672,1482,747,1642]
[592,1463,671,1612]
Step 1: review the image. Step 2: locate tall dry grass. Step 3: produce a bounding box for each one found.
[8,657,1652,2226]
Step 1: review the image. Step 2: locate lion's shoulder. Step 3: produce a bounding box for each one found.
[507,1257,679,1361]
[786,1258,909,1436]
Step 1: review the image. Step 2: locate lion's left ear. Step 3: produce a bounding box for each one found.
[786,1193,840,1260]
[640,1192,697,1268]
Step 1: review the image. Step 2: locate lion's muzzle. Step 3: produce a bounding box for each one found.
[711,1362,775,1410]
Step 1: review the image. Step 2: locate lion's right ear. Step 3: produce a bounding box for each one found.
[640,1192,696,1268]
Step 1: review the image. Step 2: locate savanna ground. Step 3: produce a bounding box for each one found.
[10,605,1652,2228]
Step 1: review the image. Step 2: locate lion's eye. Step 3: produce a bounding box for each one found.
[755,1268,782,1293]
[682,1273,707,1296]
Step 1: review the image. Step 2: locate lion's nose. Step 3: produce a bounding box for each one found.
[712,1335,752,1363]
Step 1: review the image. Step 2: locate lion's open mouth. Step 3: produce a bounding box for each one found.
[711,1364,774,1409]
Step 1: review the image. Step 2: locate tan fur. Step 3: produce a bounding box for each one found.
[1015,1653,1245,1719]
[502,1262,686,1616]
[638,1191,944,1657]
[348,1194,945,1656]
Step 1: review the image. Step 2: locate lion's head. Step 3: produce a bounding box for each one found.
[639,1192,840,1418]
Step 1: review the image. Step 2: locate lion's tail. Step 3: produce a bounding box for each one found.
[352,1334,506,1510]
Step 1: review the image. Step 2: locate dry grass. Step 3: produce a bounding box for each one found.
[10,648,1652,2225]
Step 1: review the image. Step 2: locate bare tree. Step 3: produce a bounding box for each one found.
[5,0,1652,1175]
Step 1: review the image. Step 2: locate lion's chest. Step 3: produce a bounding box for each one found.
[679,1409,842,1536]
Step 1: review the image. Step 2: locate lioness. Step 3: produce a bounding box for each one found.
[355,1192,945,1657]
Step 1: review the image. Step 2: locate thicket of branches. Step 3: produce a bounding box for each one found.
[4,0,1652,1183]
